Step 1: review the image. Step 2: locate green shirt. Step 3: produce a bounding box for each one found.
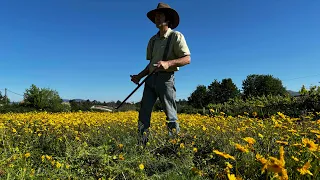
[146,28,191,74]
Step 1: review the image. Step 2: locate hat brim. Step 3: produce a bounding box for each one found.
[147,8,179,29]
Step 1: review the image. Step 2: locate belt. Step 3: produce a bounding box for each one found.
[154,71,174,74]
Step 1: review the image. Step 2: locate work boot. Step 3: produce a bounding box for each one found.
[137,131,149,146]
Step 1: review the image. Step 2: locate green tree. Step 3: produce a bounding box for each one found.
[188,85,208,109]
[207,80,222,104]
[23,84,63,111]
[220,78,241,102]
[0,91,10,104]
[242,74,287,98]
[207,78,240,104]
[299,85,308,96]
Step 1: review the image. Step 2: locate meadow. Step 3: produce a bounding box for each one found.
[0,111,319,179]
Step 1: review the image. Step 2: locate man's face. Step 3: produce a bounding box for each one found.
[154,11,167,28]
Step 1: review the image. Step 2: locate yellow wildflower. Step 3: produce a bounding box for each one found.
[139,163,144,170]
[257,146,286,177]
[235,143,249,153]
[302,138,318,151]
[24,153,31,158]
[297,161,313,176]
[277,112,286,119]
[252,112,257,117]
[56,161,62,168]
[170,139,177,144]
[30,169,35,176]
[45,155,52,160]
[119,154,124,160]
[225,162,233,169]
[310,130,320,134]
[258,133,264,138]
[202,126,207,131]
[265,157,285,173]
[291,156,299,162]
[193,147,198,153]
[227,173,236,180]
[276,141,288,146]
[243,137,256,145]
[213,150,236,160]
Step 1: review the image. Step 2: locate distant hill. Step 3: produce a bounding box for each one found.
[62,99,86,102]
[287,90,300,97]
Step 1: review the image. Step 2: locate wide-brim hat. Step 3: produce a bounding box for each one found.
[147,3,180,29]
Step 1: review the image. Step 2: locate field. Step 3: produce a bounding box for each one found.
[0,111,319,179]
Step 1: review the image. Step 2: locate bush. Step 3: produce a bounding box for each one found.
[0,103,37,113]
[207,93,320,118]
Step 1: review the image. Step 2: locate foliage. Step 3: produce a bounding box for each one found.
[22,84,64,112]
[207,80,221,105]
[0,91,10,105]
[0,103,37,113]
[0,111,319,179]
[188,79,241,109]
[242,74,287,98]
[207,90,320,118]
[213,78,240,103]
[299,85,308,96]
[188,85,208,109]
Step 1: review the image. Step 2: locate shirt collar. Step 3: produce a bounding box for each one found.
[155,28,173,39]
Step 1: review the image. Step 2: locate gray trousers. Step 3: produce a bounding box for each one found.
[138,71,180,144]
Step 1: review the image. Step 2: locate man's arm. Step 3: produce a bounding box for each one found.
[167,55,191,68]
[170,32,191,68]
[137,63,150,79]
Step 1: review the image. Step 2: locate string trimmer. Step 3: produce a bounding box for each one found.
[91,64,158,112]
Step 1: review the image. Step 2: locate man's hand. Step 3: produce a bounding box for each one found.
[130,75,141,85]
[157,61,170,70]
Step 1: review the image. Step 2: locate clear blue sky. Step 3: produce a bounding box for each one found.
[1,0,319,103]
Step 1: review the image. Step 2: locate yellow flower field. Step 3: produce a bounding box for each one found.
[0,111,319,179]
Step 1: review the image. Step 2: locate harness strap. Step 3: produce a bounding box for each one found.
[150,31,174,61]
[162,32,174,61]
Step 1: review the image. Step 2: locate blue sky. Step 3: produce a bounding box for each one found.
[1,0,319,103]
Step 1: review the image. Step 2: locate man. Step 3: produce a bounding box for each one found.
[130,2,191,145]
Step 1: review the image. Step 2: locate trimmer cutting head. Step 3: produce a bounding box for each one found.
[90,105,114,112]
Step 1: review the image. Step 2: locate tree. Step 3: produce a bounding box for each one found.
[0,91,10,104]
[220,78,241,102]
[207,78,240,104]
[188,85,208,109]
[23,84,63,111]
[207,80,222,104]
[299,85,308,96]
[242,74,287,98]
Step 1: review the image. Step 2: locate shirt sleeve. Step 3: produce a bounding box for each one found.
[173,32,191,58]
[146,37,154,60]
